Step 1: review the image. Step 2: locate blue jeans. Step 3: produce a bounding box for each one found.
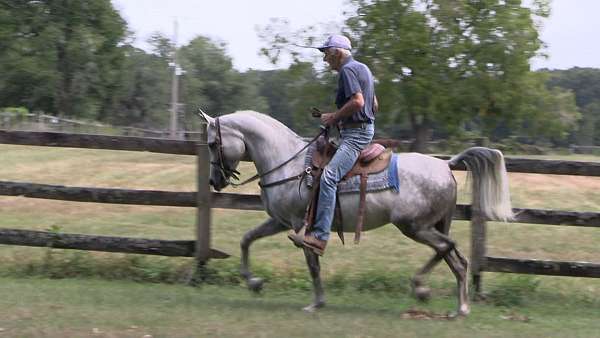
[312,123,375,241]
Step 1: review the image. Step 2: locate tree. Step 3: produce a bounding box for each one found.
[249,62,335,135]
[0,0,127,119]
[258,0,580,150]
[109,44,171,128]
[178,36,268,130]
[545,68,600,145]
[346,0,561,150]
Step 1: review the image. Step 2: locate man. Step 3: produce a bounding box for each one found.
[303,34,378,256]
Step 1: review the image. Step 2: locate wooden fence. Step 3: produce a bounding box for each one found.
[1,130,600,292]
[0,128,226,278]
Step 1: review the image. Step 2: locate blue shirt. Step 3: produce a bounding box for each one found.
[335,56,376,124]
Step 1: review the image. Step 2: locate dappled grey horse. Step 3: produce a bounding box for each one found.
[198,110,513,315]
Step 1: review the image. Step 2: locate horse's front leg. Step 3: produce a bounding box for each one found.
[302,248,325,312]
[240,217,287,292]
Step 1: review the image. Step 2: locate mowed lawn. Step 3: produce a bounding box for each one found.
[2,277,600,338]
[1,144,600,337]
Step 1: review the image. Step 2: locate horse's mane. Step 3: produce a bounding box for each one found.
[226,110,305,141]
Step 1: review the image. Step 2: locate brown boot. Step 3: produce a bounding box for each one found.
[303,233,327,256]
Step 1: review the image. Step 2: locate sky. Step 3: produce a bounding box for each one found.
[111,0,600,72]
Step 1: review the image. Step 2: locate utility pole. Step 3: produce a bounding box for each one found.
[169,19,179,139]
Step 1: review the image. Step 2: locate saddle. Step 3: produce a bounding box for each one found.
[305,137,393,244]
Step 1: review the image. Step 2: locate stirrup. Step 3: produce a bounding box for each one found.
[287,226,306,248]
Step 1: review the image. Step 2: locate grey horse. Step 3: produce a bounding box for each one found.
[199,110,513,315]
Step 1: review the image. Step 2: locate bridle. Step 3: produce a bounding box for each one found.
[211,117,241,185]
[210,117,326,189]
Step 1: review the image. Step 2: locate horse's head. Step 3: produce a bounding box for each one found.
[199,111,247,191]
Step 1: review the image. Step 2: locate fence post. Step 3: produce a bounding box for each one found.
[470,180,487,298]
[193,122,211,281]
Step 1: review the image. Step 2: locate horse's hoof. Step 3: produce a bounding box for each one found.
[302,300,325,312]
[247,277,264,293]
[414,286,431,302]
[447,305,470,319]
[458,304,470,316]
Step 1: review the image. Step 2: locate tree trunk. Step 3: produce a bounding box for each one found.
[409,113,431,153]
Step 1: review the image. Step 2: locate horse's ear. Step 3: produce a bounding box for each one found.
[197,108,215,126]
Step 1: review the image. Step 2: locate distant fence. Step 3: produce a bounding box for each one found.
[571,145,600,155]
[1,130,600,292]
[0,112,203,140]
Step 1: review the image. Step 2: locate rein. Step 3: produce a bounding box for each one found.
[213,117,325,189]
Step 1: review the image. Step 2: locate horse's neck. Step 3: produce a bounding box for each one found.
[228,115,307,175]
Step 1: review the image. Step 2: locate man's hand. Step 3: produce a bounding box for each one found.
[320,112,338,126]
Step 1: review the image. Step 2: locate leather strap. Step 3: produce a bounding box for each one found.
[355,173,368,244]
[335,190,345,245]
[304,169,322,231]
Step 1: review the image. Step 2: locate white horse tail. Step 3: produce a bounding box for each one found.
[448,147,514,222]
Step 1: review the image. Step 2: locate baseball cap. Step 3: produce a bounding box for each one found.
[317,35,352,52]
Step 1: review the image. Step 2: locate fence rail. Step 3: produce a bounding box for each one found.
[0,181,263,210]
[2,130,600,176]
[1,129,599,291]
[1,181,599,227]
[0,130,197,155]
[0,228,229,258]
[484,256,600,278]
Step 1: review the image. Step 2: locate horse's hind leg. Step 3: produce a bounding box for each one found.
[443,247,470,315]
[302,247,325,312]
[396,218,470,315]
[240,217,287,292]
[411,252,444,301]
[402,215,451,301]
[436,213,470,315]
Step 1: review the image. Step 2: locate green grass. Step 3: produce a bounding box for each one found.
[1,144,600,337]
[1,277,600,338]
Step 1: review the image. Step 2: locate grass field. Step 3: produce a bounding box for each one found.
[1,144,600,337]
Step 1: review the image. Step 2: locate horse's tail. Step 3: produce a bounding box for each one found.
[448,147,514,222]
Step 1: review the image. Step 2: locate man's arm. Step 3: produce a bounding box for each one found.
[320,92,364,126]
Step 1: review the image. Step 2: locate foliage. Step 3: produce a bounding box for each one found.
[1,250,420,296]
[251,62,336,134]
[107,44,172,128]
[257,0,581,148]
[0,0,592,144]
[486,275,540,307]
[179,36,268,121]
[0,106,29,116]
[545,68,600,145]
[0,0,127,119]
[4,250,189,283]
[346,0,574,149]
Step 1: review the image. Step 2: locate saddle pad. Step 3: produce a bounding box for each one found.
[304,142,400,194]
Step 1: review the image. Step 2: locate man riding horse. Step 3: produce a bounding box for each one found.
[302,34,380,256]
[198,35,513,315]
